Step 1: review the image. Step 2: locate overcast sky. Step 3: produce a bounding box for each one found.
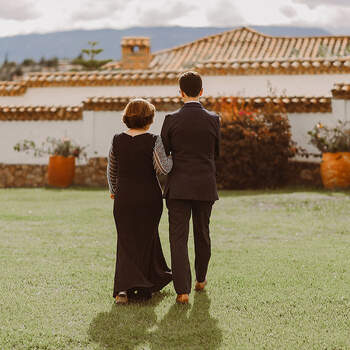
[0,0,350,37]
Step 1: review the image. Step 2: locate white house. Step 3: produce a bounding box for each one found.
[1,27,350,187]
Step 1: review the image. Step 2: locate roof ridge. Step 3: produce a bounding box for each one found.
[152,26,257,56]
[152,26,350,58]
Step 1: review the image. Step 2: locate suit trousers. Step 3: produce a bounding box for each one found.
[166,198,214,294]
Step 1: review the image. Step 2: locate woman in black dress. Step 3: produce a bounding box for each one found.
[107,98,172,304]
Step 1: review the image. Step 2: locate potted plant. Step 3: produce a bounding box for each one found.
[308,120,350,189]
[14,137,87,188]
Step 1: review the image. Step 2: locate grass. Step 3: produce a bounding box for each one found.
[0,187,350,349]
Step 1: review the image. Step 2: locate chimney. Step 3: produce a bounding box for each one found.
[120,37,151,70]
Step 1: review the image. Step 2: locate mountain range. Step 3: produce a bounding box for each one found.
[0,26,332,64]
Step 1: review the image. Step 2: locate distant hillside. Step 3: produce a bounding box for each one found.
[0,26,332,63]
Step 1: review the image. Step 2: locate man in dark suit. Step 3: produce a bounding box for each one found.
[161,71,220,304]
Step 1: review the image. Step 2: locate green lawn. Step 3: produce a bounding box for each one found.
[1,188,350,350]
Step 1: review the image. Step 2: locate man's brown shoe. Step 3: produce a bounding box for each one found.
[195,280,207,292]
[115,292,128,304]
[176,294,189,304]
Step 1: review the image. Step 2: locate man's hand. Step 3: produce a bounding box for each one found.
[110,194,115,199]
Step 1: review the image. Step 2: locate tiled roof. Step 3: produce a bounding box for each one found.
[21,71,179,87]
[83,96,182,111]
[332,83,350,99]
[0,105,82,121]
[0,95,331,120]
[149,27,350,72]
[83,95,332,114]
[0,82,27,96]
[1,56,349,93]
[194,57,350,75]
[2,27,350,93]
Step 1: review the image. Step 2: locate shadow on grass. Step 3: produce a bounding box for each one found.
[88,292,222,350]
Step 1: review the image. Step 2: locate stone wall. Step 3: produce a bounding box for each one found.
[286,160,322,187]
[0,158,108,188]
[0,163,47,188]
[0,158,322,189]
[74,158,108,187]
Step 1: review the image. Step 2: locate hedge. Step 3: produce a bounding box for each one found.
[215,99,299,189]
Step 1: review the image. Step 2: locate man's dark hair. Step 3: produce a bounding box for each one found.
[179,71,202,97]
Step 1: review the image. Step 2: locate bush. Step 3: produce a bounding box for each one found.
[308,120,350,153]
[215,99,299,189]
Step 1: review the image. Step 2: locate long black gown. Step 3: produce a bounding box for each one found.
[109,133,172,299]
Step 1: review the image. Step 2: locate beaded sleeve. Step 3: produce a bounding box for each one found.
[107,139,118,195]
[153,135,173,175]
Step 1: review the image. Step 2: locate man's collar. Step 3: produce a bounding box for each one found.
[184,101,201,104]
[181,101,203,110]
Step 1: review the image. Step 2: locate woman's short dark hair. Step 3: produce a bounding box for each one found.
[122,98,155,129]
[179,71,202,97]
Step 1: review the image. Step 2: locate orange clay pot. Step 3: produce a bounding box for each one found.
[320,152,350,189]
[47,155,75,188]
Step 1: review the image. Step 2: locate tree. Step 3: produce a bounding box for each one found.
[45,57,59,68]
[22,58,36,66]
[82,41,103,61]
[72,41,112,71]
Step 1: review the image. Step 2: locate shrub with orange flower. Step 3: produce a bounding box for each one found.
[214,98,301,189]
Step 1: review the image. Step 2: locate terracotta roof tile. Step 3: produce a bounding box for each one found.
[332,83,350,99]
[2,27,350,92]
[0,95,328,121]
[146,27,350,71]
[0,105,82,120]
[0,82,27,96]
[20,70,179,87]
[83,95,332,114]
[194,57,350,75]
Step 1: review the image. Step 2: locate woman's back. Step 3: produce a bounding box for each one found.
[115,133,157,180]
[112,132,162,200]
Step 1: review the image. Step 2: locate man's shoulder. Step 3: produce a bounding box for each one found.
[202,107,220,123]
[164,108,182,120]
[164,105,220,122]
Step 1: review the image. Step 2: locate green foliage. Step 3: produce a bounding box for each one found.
[0,56,59,81]
[14,137,87,159]
[216,102,301,189]
[45,57,59,68]
[72,41,112,70]
[21,58,36,66]
[38,56,59,67]
[308,120,350,153]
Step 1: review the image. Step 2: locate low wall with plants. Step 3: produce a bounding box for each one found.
[0,158,321,189]
[0,158,108,188]
[1,95,349,189]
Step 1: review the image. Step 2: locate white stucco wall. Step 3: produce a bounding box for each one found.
[288,113,334,155]
[1,120,86,164]
[1,73,350,107]
[203,74,350,97]
[0,85,179,106]
[1,97,350,165]
[0,110,167,164]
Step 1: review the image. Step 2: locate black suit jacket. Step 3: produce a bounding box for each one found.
[161,102,220,201]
